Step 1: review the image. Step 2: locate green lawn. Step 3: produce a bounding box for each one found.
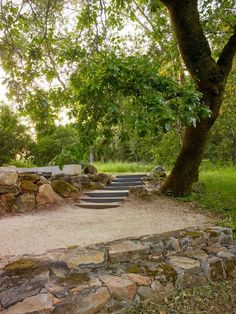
[94,161,154,174]
[183,166,236,234]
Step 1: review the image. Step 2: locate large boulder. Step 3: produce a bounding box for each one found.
[0,193,16,213]
[51,180,79,198]
[36,184,62,204]
[0,171,18,186]
[84,164,97,175]
[19,180,39,194]
[88,173,112,185]
[18,172,41,184]
[0,185,20,195]
[16,194,36,213]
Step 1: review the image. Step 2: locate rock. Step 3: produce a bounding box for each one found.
[137,286,153,299]
[205,244,228,255]
[100,275,137,300]
[18,173,41,184]
[208,256,226,281]
[51,180,79,198]
[16,193,36,213]
[122,273,151,286]
[55,286,109,314]
[0,193,16,212]
[206,226,232,244]
[129,187,147,198]
[75,176,93,189]
[217,251,236,278]
[109,241,150,262]
[37,175,49,186]
[88,173,111,184]
[62,249,105,269]
[151,281,175,300]
[19,180,38,194]
[0,281,44,308]
[36,184,62,204]
[3,293,55,314]
[167,256,200,270]
[150,241,165,258]
[183,248,209,261]
[164,237,180,254]
[84,165,97,175]
[0,185,20,195]
[0,171,18,186]
[4,258,41,276]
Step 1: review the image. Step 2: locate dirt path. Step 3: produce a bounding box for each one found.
[0,196,211,257]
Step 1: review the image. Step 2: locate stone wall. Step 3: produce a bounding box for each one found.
[0,226,235,313]
[0,170,111,216]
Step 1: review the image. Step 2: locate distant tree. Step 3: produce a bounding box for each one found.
[0,105,32,165]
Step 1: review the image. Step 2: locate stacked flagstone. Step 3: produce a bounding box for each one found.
[0,226,235,313]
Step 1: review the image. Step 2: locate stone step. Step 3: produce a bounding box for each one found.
[80,198,124,203]
[102,186,143,190]
[76,202,120,209]
[86,191,129,197]
[113,178,143,182]
[110,181,142,186]
[115,174,146,179]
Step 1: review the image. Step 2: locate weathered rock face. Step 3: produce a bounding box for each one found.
[36,184,62,204]
[83,164,97,175]
[51,180,79,198]
[144,166,166,189]
[129,186,147,198]
[19,180,38,194]
[0,226,235,313]
[16,194,36,213]
[0,171,18,186]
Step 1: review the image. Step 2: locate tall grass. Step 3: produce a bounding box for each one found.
[94,161,154,173]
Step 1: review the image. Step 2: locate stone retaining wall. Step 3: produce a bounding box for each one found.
[0,170,111,216]
[0,226,235,313]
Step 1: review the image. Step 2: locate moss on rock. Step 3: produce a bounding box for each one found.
[4,258,40,276]
[51,180,79,198]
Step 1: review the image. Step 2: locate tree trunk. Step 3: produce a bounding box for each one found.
[160,0,236,196]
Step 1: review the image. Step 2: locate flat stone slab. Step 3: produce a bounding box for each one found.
[77,202,120,209]
[167,256,200,270]
[100,275,137,300]
[80,197,125,203]
[3,294,55,314]
[111,182,143,186]
[86,191,129,197]
[102,186,142,190]
[62,249,105,269]
[109,240,150,262]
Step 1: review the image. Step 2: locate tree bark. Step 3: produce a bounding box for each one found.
[160,0,236,196]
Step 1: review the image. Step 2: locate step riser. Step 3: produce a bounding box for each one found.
[80,198,124,203]
[77,204,120,209]
[110,182,142,186]
[115,175,146,179]
[102,186,142,190]
[86,192,129,197]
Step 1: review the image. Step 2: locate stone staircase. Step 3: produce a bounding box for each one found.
[77,174,146,209]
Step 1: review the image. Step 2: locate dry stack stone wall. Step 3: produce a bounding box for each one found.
[0,226,235,313]
[0,170,112,216]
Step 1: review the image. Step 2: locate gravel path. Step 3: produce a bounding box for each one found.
[0,196,210,257]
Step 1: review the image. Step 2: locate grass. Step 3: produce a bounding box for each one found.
[126,279,236,314]
[183,166,236,234]
[94,161,154,173]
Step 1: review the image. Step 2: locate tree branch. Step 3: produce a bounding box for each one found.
[217,27,236,77]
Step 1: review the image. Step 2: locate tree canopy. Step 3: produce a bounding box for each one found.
[0,0,235,194]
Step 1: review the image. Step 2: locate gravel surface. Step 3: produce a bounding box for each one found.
[0,196,210,257]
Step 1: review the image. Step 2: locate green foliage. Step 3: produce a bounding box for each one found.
[69,52,209,148]
[32,125,84,166]
[0,105,32,166]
